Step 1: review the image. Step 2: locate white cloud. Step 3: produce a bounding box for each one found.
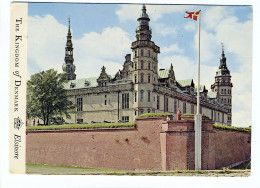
[28,15,132,79]
[192,11,252,127]
[28,15,67,76]
[161,44,184,54]
[203,6,232,30]
[116,4,193,22]
[153,23,177,36]
[184,22,196,31]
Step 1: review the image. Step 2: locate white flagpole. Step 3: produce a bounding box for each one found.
[195,10,202,170]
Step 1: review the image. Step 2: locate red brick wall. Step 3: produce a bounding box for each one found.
[214,129,251,169]
[26,117,165,171]
[26,118,251,171]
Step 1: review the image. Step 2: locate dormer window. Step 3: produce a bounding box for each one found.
[85,81,90,87]
[70,82,76,88]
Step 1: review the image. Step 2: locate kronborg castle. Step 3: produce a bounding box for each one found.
[62,5,233,126]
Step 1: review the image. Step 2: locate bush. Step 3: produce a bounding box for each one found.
[137,113,172,119]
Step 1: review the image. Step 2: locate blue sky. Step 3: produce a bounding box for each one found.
[27,3,252,126]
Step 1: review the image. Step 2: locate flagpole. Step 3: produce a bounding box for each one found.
[195,10,202,170]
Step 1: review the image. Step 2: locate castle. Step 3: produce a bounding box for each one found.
[62,5,233,126]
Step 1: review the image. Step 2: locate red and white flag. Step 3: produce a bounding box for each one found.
[184,10,201,21]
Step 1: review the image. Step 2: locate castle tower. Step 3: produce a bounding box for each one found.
[131,5,160,115]
[211,44,233,126]
[62,17,76,80]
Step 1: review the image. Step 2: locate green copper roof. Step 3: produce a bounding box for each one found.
[178,79,193,87]
[207,92,217,99]
[158,69,169,78]
[64,77,98,90]
[64,75,114,90]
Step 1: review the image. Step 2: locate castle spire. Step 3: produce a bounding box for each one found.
[62,17,76,80]
[218,43,229,74]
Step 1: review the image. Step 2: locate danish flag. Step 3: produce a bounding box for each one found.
[184,10,201,21]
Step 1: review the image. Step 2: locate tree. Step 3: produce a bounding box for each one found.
[27,69,75,125]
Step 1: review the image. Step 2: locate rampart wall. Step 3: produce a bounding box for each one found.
[26,117,251,171]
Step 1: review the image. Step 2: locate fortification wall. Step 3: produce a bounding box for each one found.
[26,117,165,171]
[26,117,251,171]
[214,129,251,169]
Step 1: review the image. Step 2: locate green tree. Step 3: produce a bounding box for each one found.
[27,69,75,125]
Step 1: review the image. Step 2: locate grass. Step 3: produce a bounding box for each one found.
[214,124,251,133]
[137,112,172,119]
[26,122,135,131]
[26,163,250,176]
[26,163,123,175]
[232,160,251,169]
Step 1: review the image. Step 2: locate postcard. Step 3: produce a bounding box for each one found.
[9,1,253,181]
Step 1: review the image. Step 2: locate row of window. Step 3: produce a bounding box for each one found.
[134,74,156,83]
[211,111,225,123]
[133,60,156,71]
[221,88,231,94]
[77,95,227,123]
[134,49,156,58]
[221,98,231,104]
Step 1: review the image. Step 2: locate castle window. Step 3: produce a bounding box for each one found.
[141,60,144,69]
[147,109,151,113]
[135,92,137,102]
[222,113,224,123]
[140,90,144,102]
[148,74,150,83]
[77,97,83,112]
[140,109,144,115]
[191,104,194,114]
[141,49,143,56]
[148,62,151,70]
[211,110,213,120]
[141,73,144,83]
[157,95,160,110]
[105,100,107,105]
[218,112,220,122]
[135,63,137,70]
[224,89,226,94]
[148,50,150,57]
[174,100,177,113]
[135,75,137,83]
[221,89,223,94]
[224,98,226,103]
[122,93,129,109]
[166,98,169,112]
[183,102,186,114]
[135,50,137,57]
[148,90,151,102]
[122,116,129,122]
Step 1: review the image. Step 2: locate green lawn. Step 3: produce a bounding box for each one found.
[26,163,250,176]
[26,163,124,175]
[26,122,135,131]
